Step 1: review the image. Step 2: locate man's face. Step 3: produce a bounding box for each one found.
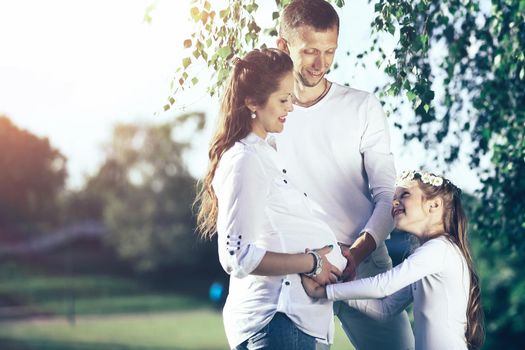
[282,25,338,88]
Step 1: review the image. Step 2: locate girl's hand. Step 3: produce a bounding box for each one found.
[301,275,327,298]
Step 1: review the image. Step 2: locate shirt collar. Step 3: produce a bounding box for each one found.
[241,132,277,151]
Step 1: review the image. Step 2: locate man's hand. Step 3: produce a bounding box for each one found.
[340,244,357,282]
[339,232,378,281]
[309,245,341,286]
[301,275,327,298]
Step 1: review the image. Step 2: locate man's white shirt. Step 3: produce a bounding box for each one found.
[275,82,396,245]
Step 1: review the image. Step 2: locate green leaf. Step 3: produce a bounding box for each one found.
[204,0,211,11]
[482,128,491,141]
[385,64,397,76]
[272,11,279,20]
[217,46,232,59]
[192,77,199,85]
[217,67,229,82]
[386,22,395,35]
[407,90,417,102]
[190,7,200,22]
[182,57,191,69]
[420,34,429,50]
[219,9,229,19]
[423,104,430,113]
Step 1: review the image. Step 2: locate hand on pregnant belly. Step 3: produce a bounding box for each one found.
[309,245,342,286]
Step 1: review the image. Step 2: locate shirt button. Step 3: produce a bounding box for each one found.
[285,281,290,286]
[283,179,288,184]
[282,169,287,173]
[304,193,307,197]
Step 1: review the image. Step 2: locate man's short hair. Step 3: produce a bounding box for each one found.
[279,0,340,40]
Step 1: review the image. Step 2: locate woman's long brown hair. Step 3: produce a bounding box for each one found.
[195,48,293,239]
[416,173,485,349]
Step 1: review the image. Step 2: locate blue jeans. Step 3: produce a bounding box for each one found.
[235,312,316,350]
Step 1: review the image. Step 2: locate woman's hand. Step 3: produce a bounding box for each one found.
[301,275,327,298]
[309,245,342,286]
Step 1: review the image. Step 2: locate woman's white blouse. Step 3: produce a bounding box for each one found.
[327,236,470,350]
[212,133,346,348]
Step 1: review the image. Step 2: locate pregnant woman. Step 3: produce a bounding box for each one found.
[196,48,346,350]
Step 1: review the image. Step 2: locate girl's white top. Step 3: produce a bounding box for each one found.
[213,132,346,348]
[327,235,470,350]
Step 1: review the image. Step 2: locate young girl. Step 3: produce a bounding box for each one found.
[302,170,485,350]
[196,48,346,350]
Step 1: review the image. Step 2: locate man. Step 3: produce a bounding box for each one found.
[275,0,415,349]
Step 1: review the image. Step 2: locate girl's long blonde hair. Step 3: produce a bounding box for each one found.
[195,48,293,239]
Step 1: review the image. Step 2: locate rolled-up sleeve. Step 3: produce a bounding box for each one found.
[359,94,396,245]
[213,149,268,278]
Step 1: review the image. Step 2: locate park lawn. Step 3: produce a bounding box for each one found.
[0,261,355,349]
[0,309,355,350]
[0,261,207,316]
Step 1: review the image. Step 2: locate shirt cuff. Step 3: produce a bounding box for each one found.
[360,228,380,247]
[230,244,266,279]
[326,284,336,300]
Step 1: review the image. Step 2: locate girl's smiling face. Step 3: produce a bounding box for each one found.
[392,180,435,238]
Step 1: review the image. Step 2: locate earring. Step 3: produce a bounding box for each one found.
[251,111,256,119]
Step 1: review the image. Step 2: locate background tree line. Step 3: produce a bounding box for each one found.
[0,113,217,280]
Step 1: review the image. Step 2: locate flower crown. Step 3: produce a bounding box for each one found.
[395,170,444,187]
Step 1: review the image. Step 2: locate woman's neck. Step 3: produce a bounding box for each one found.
[251,127,267,140]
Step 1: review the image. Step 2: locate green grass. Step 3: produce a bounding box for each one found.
[0,309,355,350]
[0,261,209,317]
[0,260,355,349]
[0,310,228,350]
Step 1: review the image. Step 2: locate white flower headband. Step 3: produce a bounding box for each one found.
[395,170,444,187]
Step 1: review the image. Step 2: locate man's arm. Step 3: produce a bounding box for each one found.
[340,232,376,281]
[341,94,395,281]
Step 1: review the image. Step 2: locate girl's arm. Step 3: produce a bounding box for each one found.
[346,286,413,321]
[326,238,449,300]
[301,274,412,319]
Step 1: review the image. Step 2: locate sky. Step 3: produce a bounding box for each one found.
[0,0,480,192]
